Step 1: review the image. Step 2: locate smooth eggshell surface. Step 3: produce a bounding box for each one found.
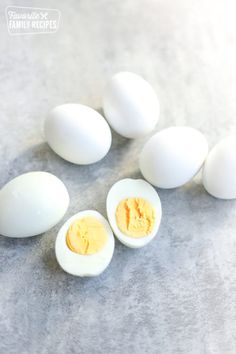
[203,135,236,199]
[0,172,69,238]
[45,104,112,165]
[103,72,160,139]
[55,210,115,277]
[139,126,208,189]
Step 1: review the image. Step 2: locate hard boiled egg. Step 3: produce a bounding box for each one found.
[140,127,208,189]
[106,179,162,248]
[45,104,112,165]
[203,135,236,199]
[0,172,69,238]
[103,72,160,138]
[55,210,114,276]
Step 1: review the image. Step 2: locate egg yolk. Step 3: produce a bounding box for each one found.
[66,217,108,255]
[115,198,156,238]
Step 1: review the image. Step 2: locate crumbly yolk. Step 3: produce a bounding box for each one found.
[66,217,108,255]
[115,198,156,238]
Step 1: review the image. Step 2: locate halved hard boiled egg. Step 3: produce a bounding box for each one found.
[106,179,162,248]
[55,210,115,276]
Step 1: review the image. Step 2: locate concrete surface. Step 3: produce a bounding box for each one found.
[1,0,236,353]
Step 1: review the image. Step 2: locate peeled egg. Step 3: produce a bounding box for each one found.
[203,136,236,199]
[56,210,114,276]
[0,172,69,238]
[103,72,160,138]
[45,104,112,165]
[139,127,208,189]
[106,179,162,248]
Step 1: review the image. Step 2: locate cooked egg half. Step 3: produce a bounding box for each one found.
[106,179,162,248]
[55,210,114,276]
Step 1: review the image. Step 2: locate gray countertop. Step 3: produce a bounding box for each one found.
[1,1,236,353]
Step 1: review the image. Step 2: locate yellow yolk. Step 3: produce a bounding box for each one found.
[66,217,108,255]
[115,198,156,238]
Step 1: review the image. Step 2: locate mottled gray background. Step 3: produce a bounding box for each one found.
[1,1,236,353]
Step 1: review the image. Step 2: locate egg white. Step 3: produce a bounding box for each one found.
[139,127,208,189]
[0,172,69,238]
[103,72,160,139]
[202,135,236,199]
[106,179,162,248]
[45,104,112,165]
[55,210,115,276]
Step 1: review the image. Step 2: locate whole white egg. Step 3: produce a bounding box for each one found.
[56,210,114,276]
[0,172,69,238]
[106,179,162,248]
[203,136,236,199]
[45,104,112,165]
[103,72,160,138]
[139,127,208,189]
